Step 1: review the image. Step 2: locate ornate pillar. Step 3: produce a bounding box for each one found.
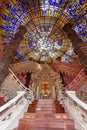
[63,23,87,74]
[51,86,56,98]
[36,85,39,99]
[0,26,27,86]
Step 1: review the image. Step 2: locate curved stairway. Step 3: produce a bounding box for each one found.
[18,99,75,130]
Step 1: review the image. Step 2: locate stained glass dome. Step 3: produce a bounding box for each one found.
[0,0,87,63]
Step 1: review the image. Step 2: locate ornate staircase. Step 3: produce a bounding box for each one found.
[18,99,75,130]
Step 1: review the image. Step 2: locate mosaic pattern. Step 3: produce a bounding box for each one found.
[0,0,87,62]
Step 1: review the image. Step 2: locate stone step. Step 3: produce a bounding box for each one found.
[18,118,75,130]
[24,112,69,119]
[18,99,75,130]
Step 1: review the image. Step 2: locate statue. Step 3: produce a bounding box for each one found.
[40,82,51,98]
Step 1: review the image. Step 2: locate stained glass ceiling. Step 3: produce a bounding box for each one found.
[0,0,87,63]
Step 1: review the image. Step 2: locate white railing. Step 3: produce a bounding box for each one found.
[0,69,35,130]
[63,91,87,130]
[0,91,32,130]
[66,91,87,111]
[0,91,25,113]
[9,69,34,100]
[1,68,34,101]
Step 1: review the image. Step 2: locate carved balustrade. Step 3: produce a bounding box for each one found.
[63,91,87,130]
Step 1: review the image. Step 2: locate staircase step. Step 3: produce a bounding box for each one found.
[37,102,54,105]
[36,105,55,109]
[24,112,69,119]
[18,99,75,130]
[18,118,75,130]
[38,99,54,101]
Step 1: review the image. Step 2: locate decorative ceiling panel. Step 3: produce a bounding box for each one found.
[0,0,87,63]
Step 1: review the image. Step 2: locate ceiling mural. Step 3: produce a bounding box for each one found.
[0,0,87,63]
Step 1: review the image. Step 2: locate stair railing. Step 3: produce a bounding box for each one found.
[62,68,85,91]
[9,68,34,101]
[0,91,30,130]
[63,91,87,130]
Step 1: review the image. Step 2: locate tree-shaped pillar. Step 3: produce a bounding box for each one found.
[63,23,87,74]
[63,23,87,102]
[0,26,27,87]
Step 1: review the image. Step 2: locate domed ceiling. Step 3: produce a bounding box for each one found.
[0,0,87,63]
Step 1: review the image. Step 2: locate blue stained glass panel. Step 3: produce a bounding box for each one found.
[79,0,85,5]
[42,9,46,15]
[22,57,28,61]
[28,44,33,49]
[6,3,12,10]
[50,10,54,16]
[57,40,62,46]
[49,0,58,7]
[2,15,8,20]
[4,41,11,45]
[0,0,86,62]
[59,0,63,4]
[62,55,70,62]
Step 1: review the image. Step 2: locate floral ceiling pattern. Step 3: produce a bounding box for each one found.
[0,0,87,63]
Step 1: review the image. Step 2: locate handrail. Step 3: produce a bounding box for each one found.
[0,91,25,113]
[9,68,34,100]
[9,68,31,91]
[63,68,84,91]
[64,90,87,130]
[66,91,87,111]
